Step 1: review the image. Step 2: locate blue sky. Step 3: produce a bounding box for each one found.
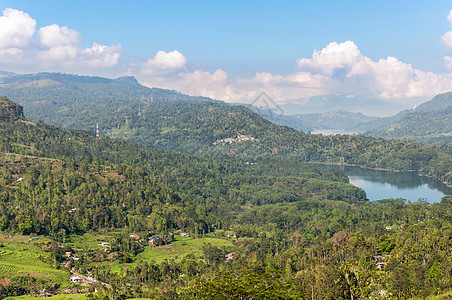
[1,0,452,115]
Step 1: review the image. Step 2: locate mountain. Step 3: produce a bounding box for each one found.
[0,71,216,127]
[246,106,379,133]
[357,109,410,132]
[252,91,452,145]
[367,92,452,144]
[0,71,451,184]
[298,110,379,131]
[414,91,452,112]
[0,95,24,121]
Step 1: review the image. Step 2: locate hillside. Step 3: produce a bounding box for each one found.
[1,98,452,298]
[414,91,452,112]
[0,98,368,233]
[367,92,452,144]
[251,92,452,145]
[0,71,215,128]
[367,107,452,144]
[0,71,451,184]
[247,106,379,132]
[0,95,24,121]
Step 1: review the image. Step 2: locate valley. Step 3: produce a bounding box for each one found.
[1,2,452,298]
[0,78,450,298]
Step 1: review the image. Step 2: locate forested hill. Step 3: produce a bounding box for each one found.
[248,106,379,132]
[250,92,452,144]
[0,71,216,126]
[0,71,451,184]
[415,91,452,112]
[367,92,452,144]
[63,99,451,185]
[3,100,452,298]
[0,97,369,234]
[0,95,25,121]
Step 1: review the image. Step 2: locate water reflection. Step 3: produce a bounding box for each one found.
[321,165,452,203]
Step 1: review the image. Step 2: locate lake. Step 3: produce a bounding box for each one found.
[311,129,361,135]
[322,165,452,203]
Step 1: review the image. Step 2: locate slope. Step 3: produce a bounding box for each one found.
[0,97,369,236]
[1,98,452,300]
[0,72,451,185]
[367,92,452,144]
[0,71,215,128]
[248,106,379,132]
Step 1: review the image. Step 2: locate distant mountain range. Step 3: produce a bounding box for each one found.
[365,92,452,144]
[0,70,451,145]
[246,106,379,133]
[249,92,452,144]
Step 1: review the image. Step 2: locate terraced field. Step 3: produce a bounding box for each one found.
[0,236,68,285]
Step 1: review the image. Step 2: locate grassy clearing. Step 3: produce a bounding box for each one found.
[138,235,233,262]
[67,232,115,251]
[107,235,234,272]
[0,235,68,285]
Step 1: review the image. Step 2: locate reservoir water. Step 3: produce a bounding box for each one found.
[323,165,452,203]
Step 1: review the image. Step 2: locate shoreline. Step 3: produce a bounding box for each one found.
[308,161,452,189]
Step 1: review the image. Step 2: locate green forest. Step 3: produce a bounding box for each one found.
[0,95,451,299]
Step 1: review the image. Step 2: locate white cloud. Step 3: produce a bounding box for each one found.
[137,9,452,109]
[442,31,452,50]
[138,39,452,113]
[0,8,35,49]
[0,8,121,73]
[445,56,452,70]
[36,43,121,70]
[293,41,452,100]
[297,41,361,75]
[80,43,121,68]
[140,50,186,76]
[38,24,80,48]
[2,7,452,115]
[142,68,235,100]
[448,9,452,26]
[37,45,78,61]
[443,10,452,55]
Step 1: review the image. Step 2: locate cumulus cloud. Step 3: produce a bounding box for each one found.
[445,56,452,70]
[0,8,121,73]
[2,7,452,115]
[140,50,187,76]
[38,24,80,48]
[293,40,452,100]
[137,39,452,114]
[443,10,452,50]
[297,41,362,75]
[442,31,452,50]
[0,8,35,48]
[138,10,452,111]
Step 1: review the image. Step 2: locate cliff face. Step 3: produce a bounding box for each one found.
[0,96,24,121]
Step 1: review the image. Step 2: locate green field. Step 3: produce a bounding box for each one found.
[140,235,233,261]
[107,235,234,272]
[67,232,117,251]
[0,235,69,285]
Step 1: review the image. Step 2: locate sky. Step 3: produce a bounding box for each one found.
[1,1,452,116]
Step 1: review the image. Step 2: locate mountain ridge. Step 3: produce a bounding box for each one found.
[0,71,451,185]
